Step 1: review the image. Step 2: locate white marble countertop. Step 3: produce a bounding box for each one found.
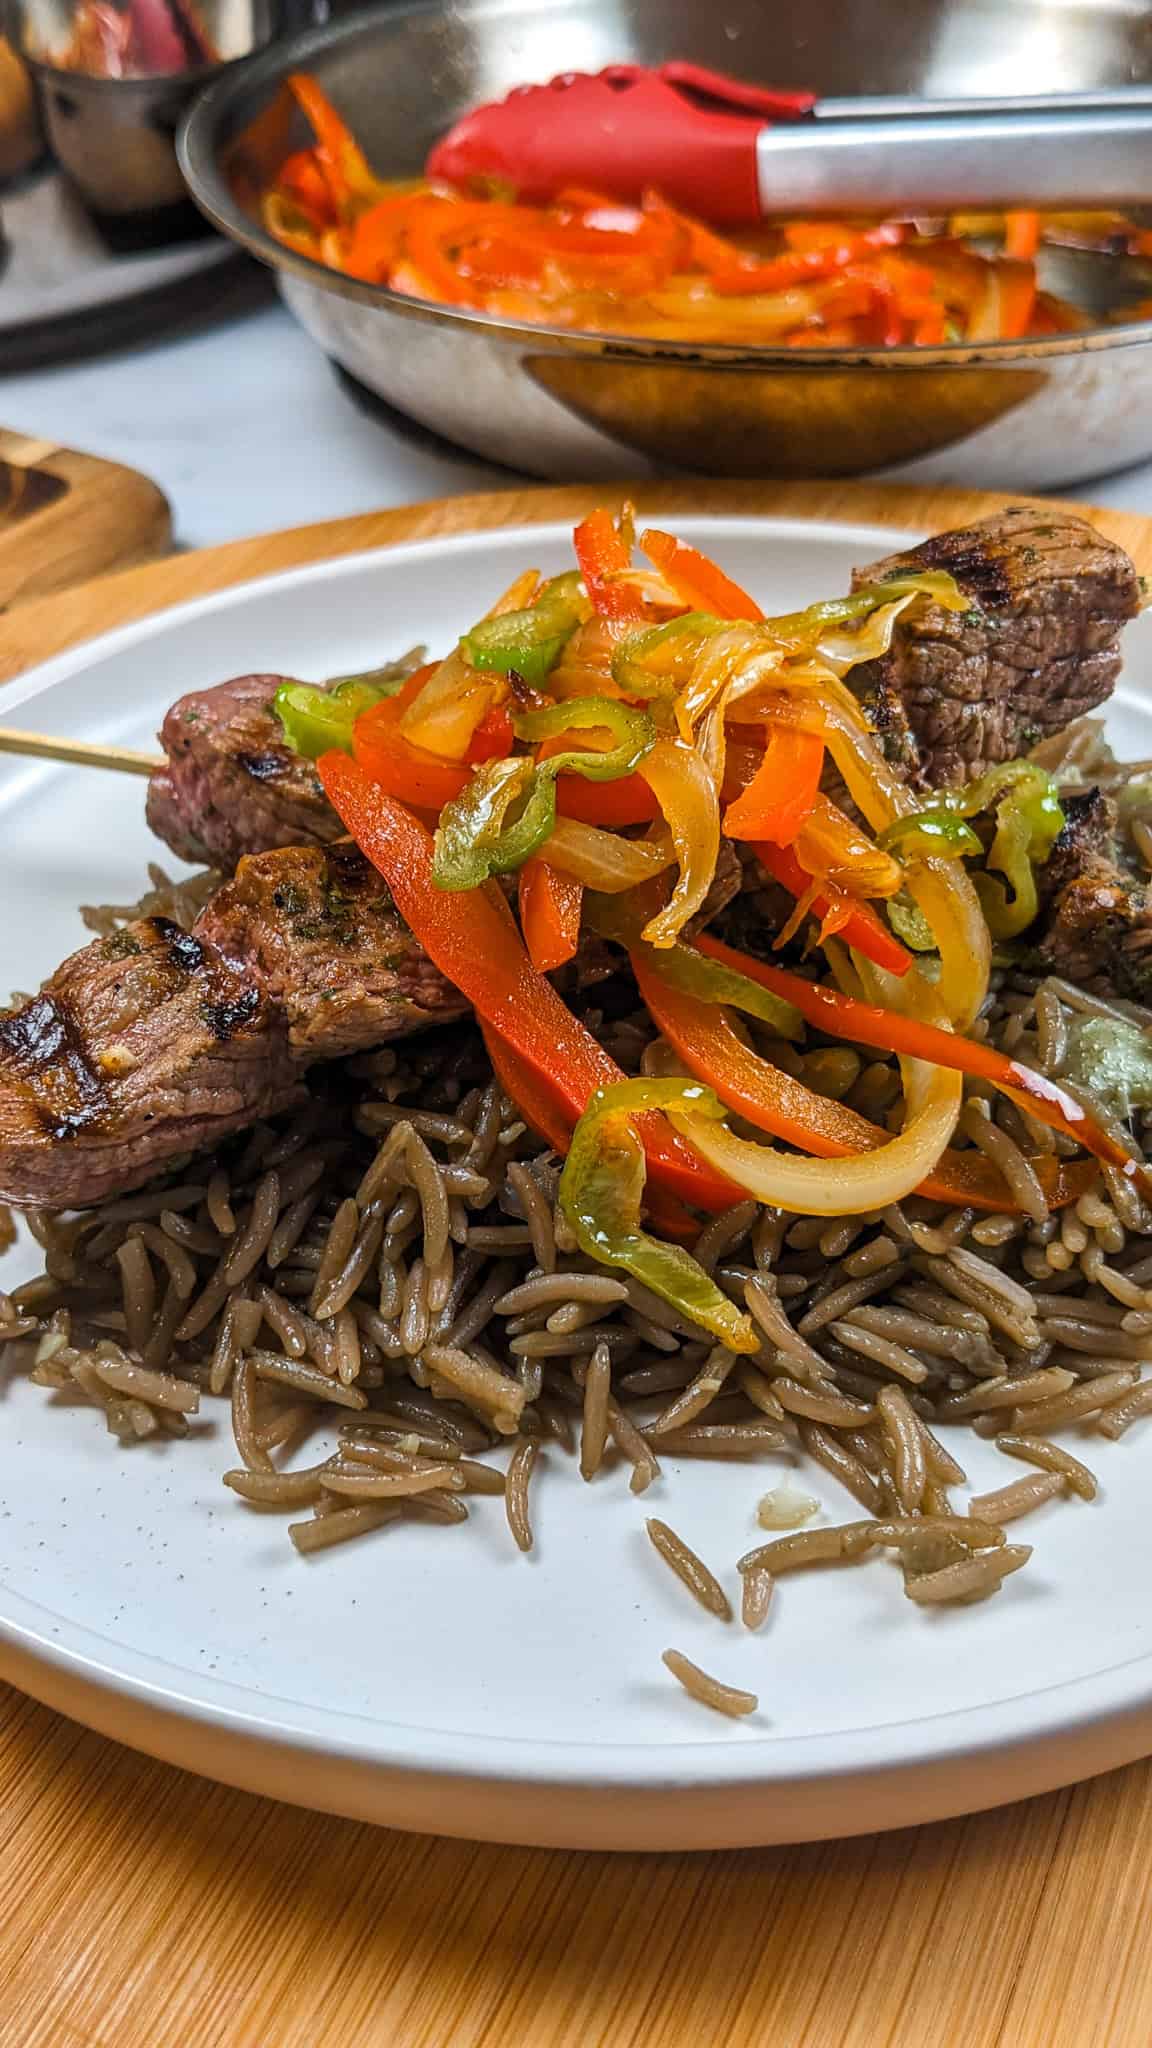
[0,300,504,549]
[4,295,1152,544]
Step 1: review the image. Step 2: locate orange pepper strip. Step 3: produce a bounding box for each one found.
[695,933,1151,1188]
[287,74,380,207]
[723,727,824,843]
[1003,211,1041,261]
[519,857,582,973]
[318,755,743,1214]
[751,840,913,977]
[276,150,337,229]
[639,528,764,620]
[633,954,1098,1213]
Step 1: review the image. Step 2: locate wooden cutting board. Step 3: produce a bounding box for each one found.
[3,475,1152,2048]
[0,430,170,612]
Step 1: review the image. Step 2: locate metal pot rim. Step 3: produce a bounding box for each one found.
[177,0,1152,369]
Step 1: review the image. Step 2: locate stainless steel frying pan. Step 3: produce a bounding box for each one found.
[180,0,1152,489]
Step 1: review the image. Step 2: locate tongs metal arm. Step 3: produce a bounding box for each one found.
[759,97,1152,214]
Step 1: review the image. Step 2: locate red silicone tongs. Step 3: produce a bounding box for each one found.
[426,63,1152,224]
[427,64,816,227]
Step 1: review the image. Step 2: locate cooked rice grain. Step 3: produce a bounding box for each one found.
[505,1439,539,1552]
[646,1518,732,1620]
[662,1649,757,1718]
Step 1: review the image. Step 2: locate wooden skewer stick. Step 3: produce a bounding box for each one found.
[0,728,161,776]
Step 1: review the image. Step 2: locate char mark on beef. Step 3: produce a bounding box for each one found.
[0,916,302,1208]
[851,507,1141,787]
[197,840,471,1058]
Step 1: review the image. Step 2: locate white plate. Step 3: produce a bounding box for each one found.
[4,512,1152,1853]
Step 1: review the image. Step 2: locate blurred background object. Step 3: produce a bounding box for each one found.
[0,0,311,363]
[10,0,311,226]
[0,36,43,182]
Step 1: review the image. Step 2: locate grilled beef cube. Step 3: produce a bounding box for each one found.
[146,673,345,869]
[1036,788,1119,911]
[851,508,1140,786]
[0,918,301,1207]
[1027,790,1152,1000]
[196,841,470,1059]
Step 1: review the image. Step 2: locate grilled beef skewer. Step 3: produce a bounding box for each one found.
[852,506,1140,785]
[0,843,471,1209]
[1,510,1143,1209]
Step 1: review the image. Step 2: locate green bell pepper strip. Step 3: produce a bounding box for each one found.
[964,764,1066,858]
[950,763,1065,940]
[879,811,984,861]
[586,887,804,1043]
[273,672,410,761]
[558,1077,759,1353]
[431,698,656,891]
[511,697,655,779]
[886,894,939,953]
[975,798,1046,940]
[431,757,537,892]
[879,763,1065,941]
[327,661,418,697]
[460,571,586,686]
[762,570,969,645]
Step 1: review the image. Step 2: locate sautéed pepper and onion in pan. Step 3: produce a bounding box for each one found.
[8,501,1152,1700]
[259,74,1152,347]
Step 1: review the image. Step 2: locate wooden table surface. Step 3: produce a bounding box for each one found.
[3,479,1152,2048]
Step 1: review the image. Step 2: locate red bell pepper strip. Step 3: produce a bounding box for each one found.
[482,1020,574,1154]
[752,840,913,977]
[397,195,529,306]
[482,1021,702,1242]
[341,192,423,281]
[518,857,582,973]
[465,702,514,764]
[356,693,655,827]
[723,727,824,844]
[390,662,438,712]
[536,731,660,826]
[573,509,648,622]
[318,755,743,1213]
[695,932,1150,1187]
[633,953,1097,1213]
[555,770,660,826]
[709,223,906,295]
[639,528,763,621]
